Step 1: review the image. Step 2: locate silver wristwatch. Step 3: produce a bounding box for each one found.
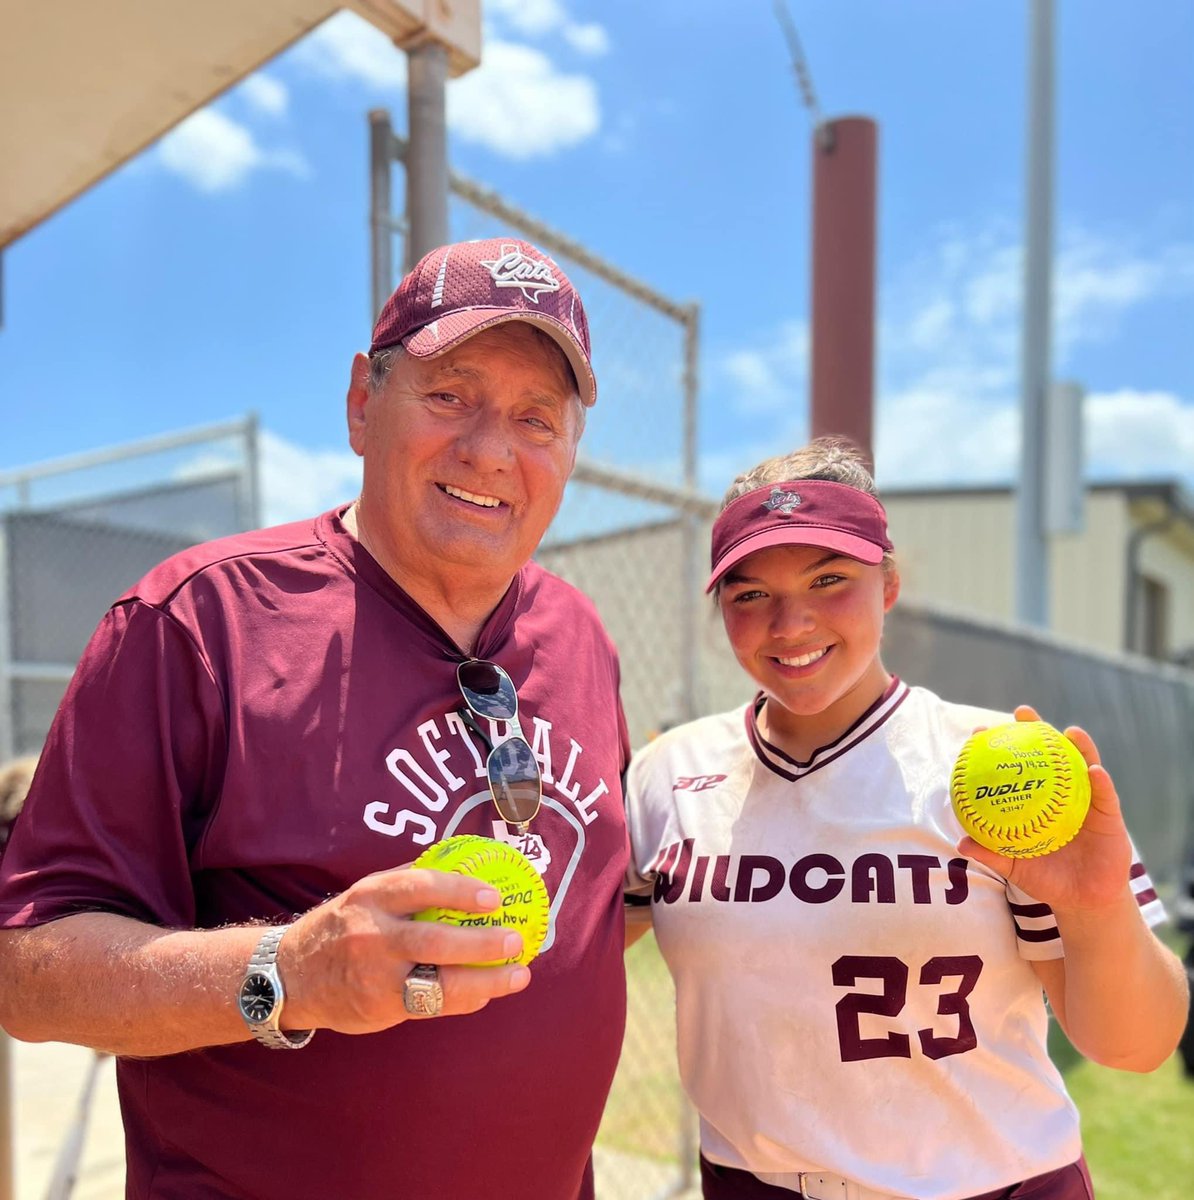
[237,925,315,1050]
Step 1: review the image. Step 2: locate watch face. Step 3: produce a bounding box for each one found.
[238,972,278,1024]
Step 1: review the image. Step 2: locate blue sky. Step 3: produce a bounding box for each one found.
[2,0,1191,524]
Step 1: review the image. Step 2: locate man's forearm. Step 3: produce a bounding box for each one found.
[0,865,538,1055]
[0,913,260,1056]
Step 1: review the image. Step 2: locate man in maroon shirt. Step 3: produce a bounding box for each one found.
[0,239,631,1200]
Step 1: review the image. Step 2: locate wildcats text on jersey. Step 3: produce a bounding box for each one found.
[649,838,971,906]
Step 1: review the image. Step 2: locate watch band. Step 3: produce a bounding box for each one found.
[241,925,315,1050]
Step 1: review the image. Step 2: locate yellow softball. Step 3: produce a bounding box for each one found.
[950,721,1091,858]
[412,835,550,966]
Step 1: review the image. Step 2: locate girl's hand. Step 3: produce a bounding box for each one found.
[958,705,1133,913]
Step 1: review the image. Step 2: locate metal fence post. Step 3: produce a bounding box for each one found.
[675,300,702,1196]
[0,517,13,765]
[405,42,449,268]
[368,135,707,1197]
[0,1030,12,1200]
[368,109,394,320]
[243,412,262,531]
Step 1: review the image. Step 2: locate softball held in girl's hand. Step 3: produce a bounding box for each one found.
[950,720,1091,858]
[412,835,550,966]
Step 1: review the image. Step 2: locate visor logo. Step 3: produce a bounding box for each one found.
[762,487,802,515]
[481,244,561,303]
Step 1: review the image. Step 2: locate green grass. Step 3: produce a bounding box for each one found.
[598,932,688,1162]
[1067,1053,1194,1198]
[602,932,1194,1196]
[1065,925,1194,1200]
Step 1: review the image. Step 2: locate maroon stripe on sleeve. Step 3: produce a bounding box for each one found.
[1130,862,1147,880]
[1135,888,1158,906]
[1009,901,1053,919]
[1016,926,1061,944]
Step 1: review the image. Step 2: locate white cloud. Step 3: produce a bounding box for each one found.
[869,222,1194,486]
[719,319,809,417]
[239,73,289,117]
[173,431,362,525]
[563,23,611,56]
[447,40,599,158]
[486,0,610,54]
[1053,233,1194,358]
[1084,389,1194,480]
[259,431,362,526]
[887,222,1193,373]
[710,220,1194,492]
[157,110,309,193]
[291,12,601,159]
[293,11,407,91]
[905,298,954,351]
[876,384,1021,486]
[486,0,567,37]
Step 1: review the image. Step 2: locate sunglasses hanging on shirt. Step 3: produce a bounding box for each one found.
[456,659,543,833]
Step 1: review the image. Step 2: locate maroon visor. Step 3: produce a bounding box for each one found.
[707,479,893,592]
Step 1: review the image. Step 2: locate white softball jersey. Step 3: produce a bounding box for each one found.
[625,679,1165,1200]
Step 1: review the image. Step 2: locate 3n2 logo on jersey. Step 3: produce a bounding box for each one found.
[673,774,726,793]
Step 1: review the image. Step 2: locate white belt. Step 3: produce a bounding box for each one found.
[755,1168,916,1200]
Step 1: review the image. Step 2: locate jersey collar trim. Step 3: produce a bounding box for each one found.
[746,677,911,782]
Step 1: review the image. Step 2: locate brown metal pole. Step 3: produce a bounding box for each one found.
[810,116,878,472]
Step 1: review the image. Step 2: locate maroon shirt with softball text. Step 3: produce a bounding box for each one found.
[0,508,631,1200]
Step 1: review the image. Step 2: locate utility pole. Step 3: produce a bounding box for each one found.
[1016,0,1056,627]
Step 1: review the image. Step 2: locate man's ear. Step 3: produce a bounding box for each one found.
[346,353,371,458]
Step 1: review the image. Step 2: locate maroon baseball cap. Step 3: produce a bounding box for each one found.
[369,238,596,406]
[706,479,893,591]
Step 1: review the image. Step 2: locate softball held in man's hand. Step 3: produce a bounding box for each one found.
[412,835,550,966]
[950,720,1091,858]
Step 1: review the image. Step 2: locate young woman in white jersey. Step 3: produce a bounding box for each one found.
[624,439,1187,1200]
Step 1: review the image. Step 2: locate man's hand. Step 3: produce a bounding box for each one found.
[280,864,531,1033]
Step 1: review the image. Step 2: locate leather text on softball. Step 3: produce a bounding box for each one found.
[649,839,970,905]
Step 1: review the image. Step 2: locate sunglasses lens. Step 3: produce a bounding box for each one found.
[487,737,542,826]
[458,660,518,722]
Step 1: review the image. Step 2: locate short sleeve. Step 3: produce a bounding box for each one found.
[622,739,665,898]
[1005,837,1168,962]
[0,599,227,930]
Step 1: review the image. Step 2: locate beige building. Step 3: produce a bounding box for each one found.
[537,479,1194,750]
[883,481,1194,666]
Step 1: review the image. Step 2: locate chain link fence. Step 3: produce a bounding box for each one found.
[0,418,260,762]
[373,118,1194,1198]
[8,125,1191,1199]
[373,117,708,1197]
[881,601,1194,890]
